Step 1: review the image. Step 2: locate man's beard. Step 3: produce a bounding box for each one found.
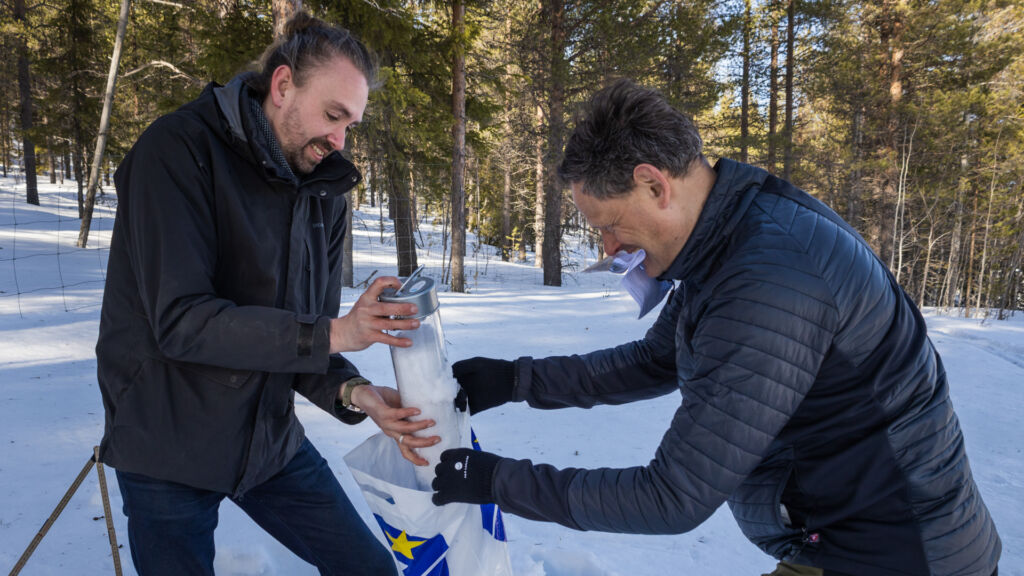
[283,146,311,175]
[280,107,331,175]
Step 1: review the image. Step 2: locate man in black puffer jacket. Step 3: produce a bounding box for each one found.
[431,79,1001,575]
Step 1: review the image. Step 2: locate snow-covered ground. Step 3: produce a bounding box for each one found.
[1,175,1021,575]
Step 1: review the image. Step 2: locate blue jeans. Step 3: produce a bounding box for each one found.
[115,438,397,576]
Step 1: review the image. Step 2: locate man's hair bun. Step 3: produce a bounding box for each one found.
[283,11,325,38]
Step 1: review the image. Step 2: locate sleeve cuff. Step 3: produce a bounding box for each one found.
[295,314,333,372]
[333,399,369,424]
[514,356,532,402]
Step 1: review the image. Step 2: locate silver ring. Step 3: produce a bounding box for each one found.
[398,434,405,445]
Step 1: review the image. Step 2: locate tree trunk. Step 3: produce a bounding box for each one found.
[782,0,795,181]
[767,4,780,174]
[847,103,864,224]
[976,131,1002,311]
[368,155,377,208]
[75,143,86,218]
[384,131,417,276]
[450,0,467,292]
[1,104,8,177]
[873,0,905,268]
[387,167,397,221]
[534,104,545,268]
[48,138,57,184]
[408,161,419,239]
[271,0,302,40]
[542,0,566,287]
[963,192,978,317]
[918,225,933,307]
[892,123,914,279]
[78,0,130,248]
[740,0,752,164]
[502,159,511,261]
[15,0,39,206]
[999,228,1023,318]
[942,178,965,309]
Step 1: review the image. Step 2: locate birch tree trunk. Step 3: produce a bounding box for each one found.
[941,177,965,309]
[892,123,914,281]
[918,225,934,307]
[77,0,130,248]
[534,104,545,267]
[975,129,1002,310]
[963,193,978,317]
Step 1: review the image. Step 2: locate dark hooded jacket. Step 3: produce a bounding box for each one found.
[491,159,1001,575]
[97,76,366,496]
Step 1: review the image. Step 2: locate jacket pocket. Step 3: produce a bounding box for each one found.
[729,447,804,559]
[168,358,254,389]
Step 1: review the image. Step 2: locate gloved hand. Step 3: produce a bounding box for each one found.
[451,357,516,414]
[431,447,502,506]
[454,387,468,412]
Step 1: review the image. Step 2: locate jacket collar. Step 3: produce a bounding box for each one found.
[658,158,768,283]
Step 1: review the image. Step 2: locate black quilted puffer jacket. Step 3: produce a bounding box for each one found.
[491,158,1001,575]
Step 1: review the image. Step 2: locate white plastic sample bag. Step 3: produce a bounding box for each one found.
[345,423,514,576]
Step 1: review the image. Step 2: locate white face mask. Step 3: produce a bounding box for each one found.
[585,250,673,318]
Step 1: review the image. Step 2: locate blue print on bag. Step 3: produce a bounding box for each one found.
[471,428,508,542]
[480,502,507,542]
[374,514,450,576]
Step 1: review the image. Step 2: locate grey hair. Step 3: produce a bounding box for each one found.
[247,11,379,95]
[558,78,703,199]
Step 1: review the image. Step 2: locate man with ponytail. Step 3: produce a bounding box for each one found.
[96,12,427,575]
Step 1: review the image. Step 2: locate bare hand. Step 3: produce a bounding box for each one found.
[330,276,421,353]
[350,385,440,466]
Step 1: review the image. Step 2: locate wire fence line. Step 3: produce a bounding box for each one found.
[1,175,616,319]
[1,176,116,317]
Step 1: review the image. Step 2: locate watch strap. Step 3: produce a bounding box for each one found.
[340,377,371,412]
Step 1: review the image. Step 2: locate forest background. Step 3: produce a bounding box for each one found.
[2,0,1023,314]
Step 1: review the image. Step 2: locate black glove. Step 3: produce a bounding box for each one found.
[451,357,516,414]
[454,387,468,413]
[431,448,502,506]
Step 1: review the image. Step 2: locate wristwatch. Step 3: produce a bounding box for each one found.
[337,377,371,413]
